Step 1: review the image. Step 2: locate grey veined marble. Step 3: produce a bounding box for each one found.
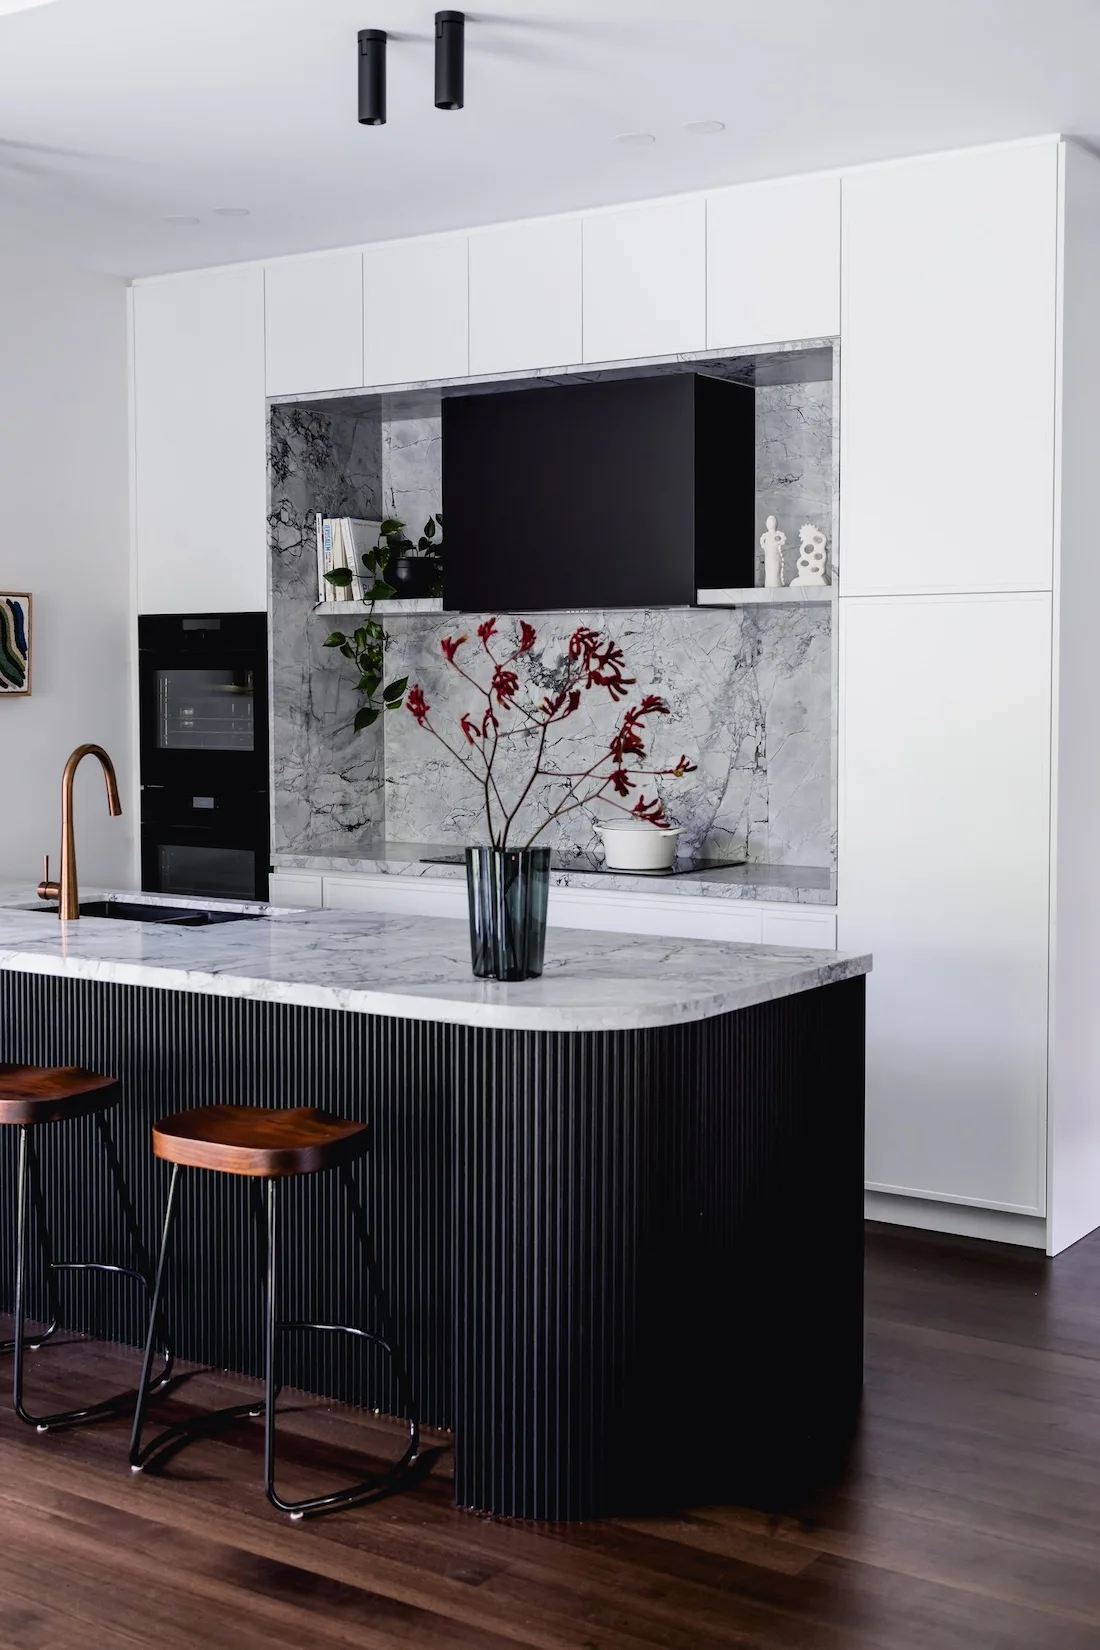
[270,375,836,867]
[0,895,871,1033]
[269,401,386,853]
[384,606,833,864]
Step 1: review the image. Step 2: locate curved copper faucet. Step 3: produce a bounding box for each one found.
[36,744,122,920]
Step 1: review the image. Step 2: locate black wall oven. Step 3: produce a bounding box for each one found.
[138,613,269,902]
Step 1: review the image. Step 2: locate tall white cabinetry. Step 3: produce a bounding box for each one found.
[582,198,706,363]
[264,250,363,398]
[839,139,1100,1254]
[706,174,841,348]
[841,143,1058,597]
[132,265,267,614]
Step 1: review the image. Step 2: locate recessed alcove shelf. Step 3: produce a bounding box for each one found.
[316,591,835,616]
[270,336,839,872]
[696,587,836,607]
[315,598,443,616]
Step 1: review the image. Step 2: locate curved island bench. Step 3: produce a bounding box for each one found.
[0,895,870,1520]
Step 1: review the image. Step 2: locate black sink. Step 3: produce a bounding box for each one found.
[33,900,263,927]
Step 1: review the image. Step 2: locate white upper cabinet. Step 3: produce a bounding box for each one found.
[582,197,706,363]
[264,250,364,397]
[839,591,1052,1215]
[841,141,1059,596]
[469,217,582,376]
[707,174,840,348]
[363,233,468,386]
[133,265,267,614]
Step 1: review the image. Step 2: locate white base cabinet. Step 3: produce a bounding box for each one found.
[269,871,837,950]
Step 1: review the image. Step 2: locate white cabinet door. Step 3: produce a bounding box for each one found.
[841,141,1058,596]
[469,217,582,375]
[363,234,468,386]
[707,175,840,348]
[265,251,363,397]
[582,198,706,363]
[133,266,267,614]
[838,593,1052,1214]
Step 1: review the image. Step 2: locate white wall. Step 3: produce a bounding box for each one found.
[0,244,133,888]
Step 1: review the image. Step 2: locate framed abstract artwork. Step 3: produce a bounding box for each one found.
[0,594,31,695]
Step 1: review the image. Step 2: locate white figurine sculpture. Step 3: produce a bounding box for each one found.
[760,515,787,589]
[791,523,828,586]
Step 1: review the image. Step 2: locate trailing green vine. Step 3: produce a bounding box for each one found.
[322,516,442,731]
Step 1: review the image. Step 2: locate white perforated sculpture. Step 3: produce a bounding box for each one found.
[791,523,828,587]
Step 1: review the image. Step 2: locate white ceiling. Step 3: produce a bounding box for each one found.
[0,0,1096,279]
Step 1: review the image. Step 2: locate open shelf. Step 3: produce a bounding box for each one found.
[315,597,444,616]
[695,587,836,607]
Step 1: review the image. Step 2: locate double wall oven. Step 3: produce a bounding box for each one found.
[138,613,269,902]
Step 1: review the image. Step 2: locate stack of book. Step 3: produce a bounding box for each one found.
[316,516,379,603]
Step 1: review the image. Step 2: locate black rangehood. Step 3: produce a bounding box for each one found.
[442,373,754,611]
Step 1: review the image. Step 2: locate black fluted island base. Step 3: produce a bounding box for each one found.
[0,969,864,1521]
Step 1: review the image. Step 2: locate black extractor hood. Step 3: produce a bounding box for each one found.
[442,373,754,611]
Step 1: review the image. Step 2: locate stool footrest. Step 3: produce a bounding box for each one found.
[131,1397,267,1472]
[9,1117,174,1433]
[129,1159,420,1520]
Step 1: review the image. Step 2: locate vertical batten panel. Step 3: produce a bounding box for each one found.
[0,970,863,1518]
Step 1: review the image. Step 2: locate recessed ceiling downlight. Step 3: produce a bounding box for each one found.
[614,132,656,146]
[683,119,725,135]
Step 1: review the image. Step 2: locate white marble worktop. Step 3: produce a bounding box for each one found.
[0,889,869,1033]
[272,841,837,907]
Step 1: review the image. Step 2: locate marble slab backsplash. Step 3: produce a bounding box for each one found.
[270,376,836,865]
[270,401,386,853]
[384,606,834,865]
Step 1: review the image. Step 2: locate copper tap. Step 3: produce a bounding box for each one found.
[36,744,122,920]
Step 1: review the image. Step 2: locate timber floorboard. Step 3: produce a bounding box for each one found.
[1,1223,1100,1647]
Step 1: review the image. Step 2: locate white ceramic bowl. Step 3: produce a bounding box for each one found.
[594,819,683,872]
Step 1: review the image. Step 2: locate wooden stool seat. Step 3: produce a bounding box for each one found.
[152,1105,370,1179]
[0,1063,118,1127]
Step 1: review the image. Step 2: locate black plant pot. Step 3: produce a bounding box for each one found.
[465,846,551,981]
[388,555,439,599]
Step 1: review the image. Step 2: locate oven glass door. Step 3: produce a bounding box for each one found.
[140,648,268,789]
[154,840,262,901]
[155,666,256,752]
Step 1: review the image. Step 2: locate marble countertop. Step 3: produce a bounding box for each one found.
[0,889,868,1033]
[272,840,837,907]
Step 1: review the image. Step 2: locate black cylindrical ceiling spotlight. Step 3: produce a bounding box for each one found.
[434,11,465,111]
[358,29,387,125]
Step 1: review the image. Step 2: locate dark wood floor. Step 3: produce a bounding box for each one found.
[1,1221,1099,1649]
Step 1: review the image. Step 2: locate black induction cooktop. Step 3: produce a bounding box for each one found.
[419,851,747,878]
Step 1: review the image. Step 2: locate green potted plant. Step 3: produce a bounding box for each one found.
[321,514,442,730]
[379,515,443,600]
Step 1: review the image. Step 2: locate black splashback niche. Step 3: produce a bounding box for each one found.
[443,373,755,611]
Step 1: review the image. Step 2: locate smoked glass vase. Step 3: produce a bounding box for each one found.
[465,846,550,981]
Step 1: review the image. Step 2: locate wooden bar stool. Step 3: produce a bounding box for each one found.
[129,1104,419,1519]
[0,1063,173,1431]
